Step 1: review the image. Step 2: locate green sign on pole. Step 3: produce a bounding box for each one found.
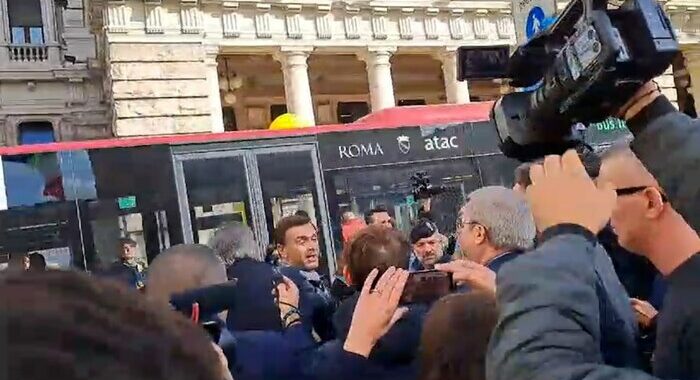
[117,196,137,210]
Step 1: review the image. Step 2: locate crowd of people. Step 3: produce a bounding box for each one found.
[4,81,700,380]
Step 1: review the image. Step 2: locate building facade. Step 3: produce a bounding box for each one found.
[1,0,699,143]
[0,0,110,145]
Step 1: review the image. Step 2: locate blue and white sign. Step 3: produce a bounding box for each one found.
[511,0,557,44]
[525,6,546,39]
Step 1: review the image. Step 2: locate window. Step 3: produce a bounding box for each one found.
[270,104,288,121]
[337,102,369,124]
[19,121,54,145]
[7,0,44,44]
[398,99,427,107]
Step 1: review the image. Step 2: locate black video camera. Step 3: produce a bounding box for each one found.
[484,0,678,161]
[411,172,446,200]
[170,280,239,342]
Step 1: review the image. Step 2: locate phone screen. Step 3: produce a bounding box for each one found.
[400,270,453,304]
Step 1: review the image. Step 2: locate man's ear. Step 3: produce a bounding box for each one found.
[343,266,353,286]
[643,188,666,219]
[277,244,287,261]
[474,225,487,245]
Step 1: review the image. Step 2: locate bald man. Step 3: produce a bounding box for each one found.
[146,244,228,307]
[598,142,700,379]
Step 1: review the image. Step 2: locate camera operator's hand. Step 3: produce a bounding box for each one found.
[527,150,617,234]
[617,81,662,121]
[344,267,409,358]
[436,260,496,294]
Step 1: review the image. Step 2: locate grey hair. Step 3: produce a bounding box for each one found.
[209,222,263,265]
[600,137,634,161]
[460,186,536,251]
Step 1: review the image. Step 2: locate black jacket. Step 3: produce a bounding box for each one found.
[309,292,427,380]
[652,254,700,379]
[628,96,700,232]
[226,259,283,332]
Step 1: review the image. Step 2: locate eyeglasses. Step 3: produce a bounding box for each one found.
[615,186,668,203]
[455,219,481,232]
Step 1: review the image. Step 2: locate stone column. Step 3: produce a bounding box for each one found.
[40,0,61,64]
[681,46,700,112]
[360,47,396,111]
[0,0,8,64]
[204,51,225,133]
[275,47,316,125]
[0,153,7,211]
[436,49,471,104]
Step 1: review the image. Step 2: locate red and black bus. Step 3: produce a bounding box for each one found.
[0,102,629,274]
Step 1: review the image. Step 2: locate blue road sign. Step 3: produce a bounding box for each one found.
[525,6,546,39]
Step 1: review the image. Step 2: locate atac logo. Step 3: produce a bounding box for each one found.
[397,135,411,154]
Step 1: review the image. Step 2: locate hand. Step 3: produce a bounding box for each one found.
[526,150,617,234]
[617,81,661,121]
[631,298,658,329]
[211,343,234,380]
[343,267,409,357]
[277,276,300,312]
[435,260,496,293]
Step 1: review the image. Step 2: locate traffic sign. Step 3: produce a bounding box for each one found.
[511,0,557,44]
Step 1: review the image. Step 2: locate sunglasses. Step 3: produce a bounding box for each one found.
[615,186,668,203]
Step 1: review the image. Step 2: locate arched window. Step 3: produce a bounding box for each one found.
[18,121,54,145]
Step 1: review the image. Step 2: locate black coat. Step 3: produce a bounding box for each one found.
[307,292,426,380]
[226,259,283,332]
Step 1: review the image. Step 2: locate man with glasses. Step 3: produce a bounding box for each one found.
[598,142,700,379]
[437,186,536,293]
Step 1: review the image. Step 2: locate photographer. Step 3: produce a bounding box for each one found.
[487,151,700,380]
[619,82,700,232]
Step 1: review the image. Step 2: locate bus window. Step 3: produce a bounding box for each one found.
[328,159,481,238]
[256,149,330,273]
[180,156,252,246]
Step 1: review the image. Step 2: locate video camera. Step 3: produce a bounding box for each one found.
[170,280,239,341]
[411,172,447,200]
[461,0,679,161]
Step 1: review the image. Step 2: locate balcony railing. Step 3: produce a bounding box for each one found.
[7,44,50,62]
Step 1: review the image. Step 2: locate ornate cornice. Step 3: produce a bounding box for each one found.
[95,0,700,46]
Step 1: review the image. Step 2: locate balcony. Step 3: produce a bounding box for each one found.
[8,44,49,62]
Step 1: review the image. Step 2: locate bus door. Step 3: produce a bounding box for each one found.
[172,142,335,275]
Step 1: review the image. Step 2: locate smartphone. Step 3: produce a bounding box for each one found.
[400,270,453,304]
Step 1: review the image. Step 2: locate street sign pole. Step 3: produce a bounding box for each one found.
[511,0,558,45]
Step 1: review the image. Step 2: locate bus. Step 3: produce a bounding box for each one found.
[0,102,629,275]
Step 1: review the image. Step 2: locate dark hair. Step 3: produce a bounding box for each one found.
[273,215,312,246]
[1,271,223,380]
[420,292,499,380]
[294,210,310,218]
[28,253,47,272]
[365,205,390,225]
[344,225,410,287]
[119,237,137,248]
[513,151,601,189]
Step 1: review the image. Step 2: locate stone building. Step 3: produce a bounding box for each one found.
[1,0,699,143]
[0,0,109,145]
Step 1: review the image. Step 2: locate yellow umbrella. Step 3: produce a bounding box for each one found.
[269,113,312,130]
